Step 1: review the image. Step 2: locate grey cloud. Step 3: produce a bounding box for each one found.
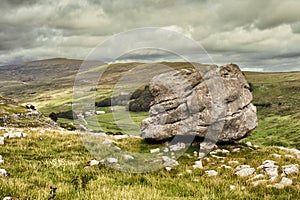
[0,0,299,71]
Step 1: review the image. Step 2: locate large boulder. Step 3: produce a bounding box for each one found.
[140,64,257,142]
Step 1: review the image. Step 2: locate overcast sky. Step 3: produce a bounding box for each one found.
[1,0,300,71]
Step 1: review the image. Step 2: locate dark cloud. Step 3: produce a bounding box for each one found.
[0,0,299,71]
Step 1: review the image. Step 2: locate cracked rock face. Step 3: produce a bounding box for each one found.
[140,64,257,142]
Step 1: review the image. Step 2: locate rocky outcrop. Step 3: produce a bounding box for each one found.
[140,64,257,142]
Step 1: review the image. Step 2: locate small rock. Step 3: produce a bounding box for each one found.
[0,168,7,177]
[162,156,179,167]
[165,167,172,171]
[3,197,13,200]
[0,137,4,145]
[221,149,230,154]
[245,141,252,147]
[253,145,259,149]
[228,160,239,165]
[150,148,160,154]
[193,151,198,157]
[186,153,191,158]
[235,166,255,177]
[0,156,4,164]
[123,154,134,160]
[204,157,210,162]
[265,167,278,178]
[280,177,293,186]
[241,186,246,190]
[205,170,218,177]
[272,153,282,158]
[163,148,169,153]
[273,183,284,189]
[211,155,225,159]
[186,169,192,174]
[282,164,298,175]
[192,160,203,169]
[113,135,129,140]
[102,139,115,145]
[229,185,236,191]
[107,157,118,164]
[252,179,267,186]
[251,174,264,180]
[169,143,185,151]
[6,131,27,138]
[232,148,240,152]
[90,160,100,166]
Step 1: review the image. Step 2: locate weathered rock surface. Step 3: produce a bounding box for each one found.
[0,168,7,177]
[140,64,257,142]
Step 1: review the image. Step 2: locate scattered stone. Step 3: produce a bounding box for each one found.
[258,160,278,179]
[204,157,210,162]
[230,185,236,190]
[228,160,239,165]
[162,156,179,167]
[163,148,169,153]
[186,169,193,174]
[0,168,7,177]
[251,174,265,180]
[211,155,225,160]
[3,197,13,200]
[0,155,4,164]
[273,183,285,189]
[0,137,4,145]
[102,138,116,145]
[90,160,100,166]
[165,167,172,171]
[241,186,246,190]
[277,147,300,160]
[192,160,203,169]
[193,151,198,157]
[113,135,129,140]
[222,149,230,154]
[253,145,259,149]
[272,153,282,158]
[280,177,293,186]
[232,148,240,152]
[106,157,118,164]
[95,111,105,115]
[205,170,218,177]
[235,165,255,177]
[282,164,298,175]
[169,143,185,151]
[252,179,267,186]
[4,131,27,139]
[123,154,134,160]
[245,141,252,147]
[186,153,191,158]
[150,148,160,154]
[265,167,278,178]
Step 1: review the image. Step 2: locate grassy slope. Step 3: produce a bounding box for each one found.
[1,60,300,199]
[242,71,300,148]
[0,128,299,199]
